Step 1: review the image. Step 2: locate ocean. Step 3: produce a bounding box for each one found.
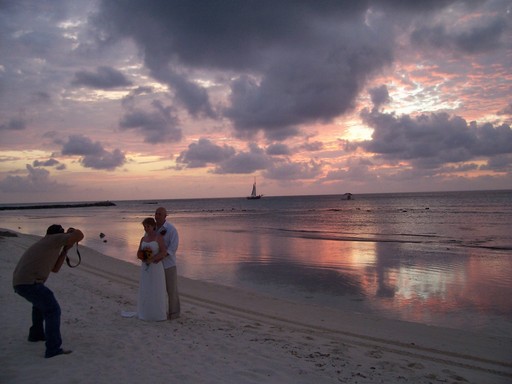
[2,189,511,337]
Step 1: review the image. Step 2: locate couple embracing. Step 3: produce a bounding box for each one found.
[137,207,180,321]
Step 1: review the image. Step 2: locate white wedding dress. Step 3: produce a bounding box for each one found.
[137,241,167,321]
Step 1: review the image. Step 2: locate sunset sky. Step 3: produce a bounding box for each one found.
[1,0,511,203]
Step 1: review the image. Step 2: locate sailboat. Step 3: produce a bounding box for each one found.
[247,179,263,200]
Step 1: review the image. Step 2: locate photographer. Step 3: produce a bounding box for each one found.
[13,224,84,358]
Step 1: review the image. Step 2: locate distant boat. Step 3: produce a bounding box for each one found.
[341,193,353,200]
[247,179,263,200]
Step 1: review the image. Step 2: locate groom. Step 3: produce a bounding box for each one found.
[154,207,180,320]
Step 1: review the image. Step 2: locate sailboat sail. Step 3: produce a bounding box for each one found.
[247,179,262,199]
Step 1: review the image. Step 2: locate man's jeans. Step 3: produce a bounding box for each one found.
[14,283,62,357]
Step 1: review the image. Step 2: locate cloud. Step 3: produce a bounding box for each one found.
[31,91,52,104]
[497,103,512,116]
[33,158,61,168]
[323,157,376,184]
[264,159,324,181]
[121,86,154,108]
[369,85,391,110]
[360,109,512,169]
[89,0,508,146]
[1,0,511,199]
[62,135,104,155]
[177,139,324,179]
[176,138,235,168]
[266,143,291,156]
[71,66,132,89]
[411,15,508,54]
[0,118,26,131]
[223,26,393,138]
[0,165,68,193]
[148,66,215,118]
[93,1,396,139]
[119,100,182,143]
[482,154,512,171]
[61,135,126,170]
[300,141,324,152]
[80,148,126,170]
[212,143,274,174]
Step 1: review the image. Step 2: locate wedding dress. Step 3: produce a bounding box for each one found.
[137,241,167,321]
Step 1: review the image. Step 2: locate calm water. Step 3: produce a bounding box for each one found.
[2,190,512,336]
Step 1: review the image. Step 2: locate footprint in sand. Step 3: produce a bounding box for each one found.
[366,349,383,359]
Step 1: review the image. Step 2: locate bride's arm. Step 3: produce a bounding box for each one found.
[136,238,145,261]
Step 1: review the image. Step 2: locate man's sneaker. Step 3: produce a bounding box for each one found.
[45,349,72,358]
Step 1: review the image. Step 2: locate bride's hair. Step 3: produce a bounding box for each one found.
[142,217,157,229]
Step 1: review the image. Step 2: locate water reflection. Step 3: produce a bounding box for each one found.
[237,260,364,296]
[175,220,512,335]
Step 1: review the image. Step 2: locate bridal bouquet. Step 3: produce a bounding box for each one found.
[141,248,153,265]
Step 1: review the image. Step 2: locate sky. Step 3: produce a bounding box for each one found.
[1,0,511,203]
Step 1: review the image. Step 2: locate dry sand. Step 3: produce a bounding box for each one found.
[1,229,511,383]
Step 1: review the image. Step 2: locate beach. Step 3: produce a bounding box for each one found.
[1,229,511,383]
[0,230,512,383]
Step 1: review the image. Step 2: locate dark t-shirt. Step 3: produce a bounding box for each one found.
[13,233,69,286]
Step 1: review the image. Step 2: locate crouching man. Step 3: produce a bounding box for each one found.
[13,225,84,358]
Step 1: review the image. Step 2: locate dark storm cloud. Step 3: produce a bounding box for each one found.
[147,66,215,118]
[61,135,126,170]
[225,17,399,139]
[266,143,292,156]
[0,118,26,131]
[0,0,90,130]
[119,101,182,143]
[176,138,236,168]
[93,0,420,139]
[483,154,512,171]
[369,85,391,110]
[360,109,512,169]
[94,1,370,70]
[31,92,52,104]
[411,16,509,53]
[372,0,459,11]
[71,66,132,89]
[0,0,70,21]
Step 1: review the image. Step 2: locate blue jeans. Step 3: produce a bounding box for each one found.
[14,283,62,358]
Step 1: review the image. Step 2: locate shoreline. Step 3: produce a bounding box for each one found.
[0,201,116,211]
[1,229,511,383]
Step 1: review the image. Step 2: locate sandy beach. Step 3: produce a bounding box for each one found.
[1,229,511,384]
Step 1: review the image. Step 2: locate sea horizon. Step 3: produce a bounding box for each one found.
[1,187,511,207]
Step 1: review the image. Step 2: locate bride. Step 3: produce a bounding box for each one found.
[136,217,167,321]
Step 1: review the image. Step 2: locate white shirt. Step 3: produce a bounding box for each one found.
[158,221,179,269]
